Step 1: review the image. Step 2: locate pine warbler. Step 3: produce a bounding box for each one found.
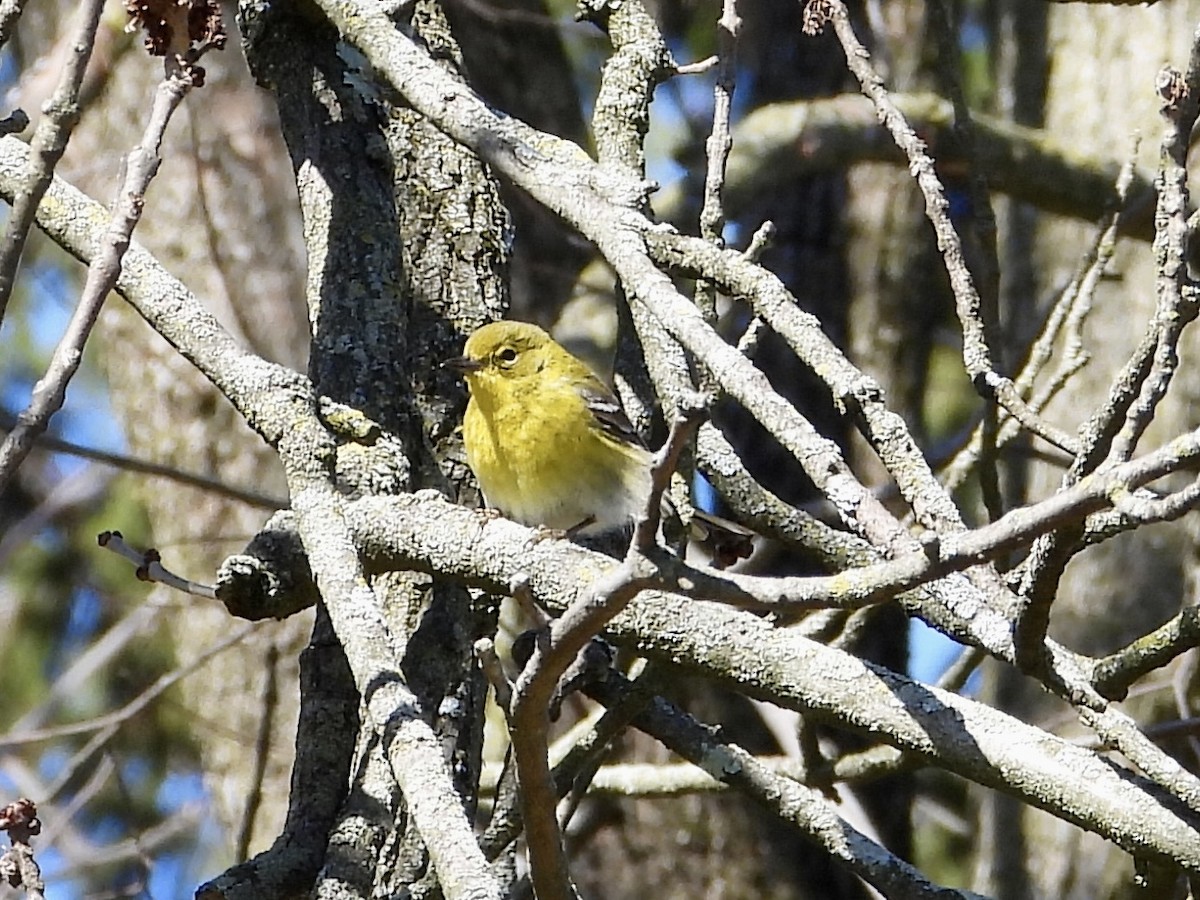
[448,320,651,533]
[447,321,754,564]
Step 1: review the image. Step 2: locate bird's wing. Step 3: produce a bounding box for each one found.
[579,376,756,566]
[578,382,647,449]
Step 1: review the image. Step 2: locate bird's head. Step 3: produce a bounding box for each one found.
[446,321,560,388]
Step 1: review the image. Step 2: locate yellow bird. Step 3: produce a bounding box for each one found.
[448,321,754,564]
[448,320,651,534]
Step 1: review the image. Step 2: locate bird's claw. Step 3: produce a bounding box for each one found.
[473,507,504,526]
[525,525,568,548]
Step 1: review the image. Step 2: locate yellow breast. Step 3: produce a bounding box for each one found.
[462,374,649,532]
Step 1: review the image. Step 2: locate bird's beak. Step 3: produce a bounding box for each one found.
[445,355,483,375]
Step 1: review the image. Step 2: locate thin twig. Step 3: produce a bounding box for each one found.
[480,746,521,863]
[674,56,718,75]
[939,150,1135,494]
[0,62,199,493]
[51,755,113,836]
[475,636,514,713]
[0,0,105,328]
[634,404,706,552]
[832,744,915,784]
[927,0,1004,520]
[552,661,658,833]
[1013,33,1200,669]
[1081,703,1200,813]
[234,640,280,861]
[810,0,1078,456]
[692,0,740,328]
[1093,607,1200,699]
[742,220,775,262]
[0,413,286,509]
[9,595,169,734]
[1108,56,1200,463]
[936,646,987,694]
[97,530,218,598]
[0,620,259,751]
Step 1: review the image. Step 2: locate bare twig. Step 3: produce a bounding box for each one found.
[9,595,168,734]
[940,151,1134,494]
[1092,607,1200,699]
[936,646,987,693]
[0,0,105,327]
[832,744,914,785]
[0,413,286,509]
[0,62,199,493]
[1110,477,1200,522]
[234,640,280,861]
[0,620,258,753]
[1108,56,1200,463]
[61,803,203,875]
[634,404,706,551]
[736,217,774,360]
[742,220,775,261]
[558,749,916,796]
[51,756,114,841]
[809,0,1078,456]
[553,758,795,797]
[1013,34,1200,669]
[927,0,1004,519]
[1081,702,1200,813]
[692,0,740,327]
[475,636,513,713]
[97,530,218,599]
[552,660,656,830]
[674,55,718,75]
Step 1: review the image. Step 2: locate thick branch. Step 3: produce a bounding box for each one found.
[328,492,1200,872]
[289,484,502,900]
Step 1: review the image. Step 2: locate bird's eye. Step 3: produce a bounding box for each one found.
[496,347,518,365]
